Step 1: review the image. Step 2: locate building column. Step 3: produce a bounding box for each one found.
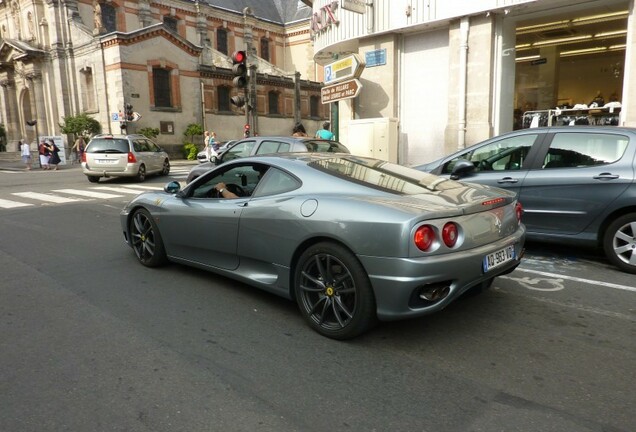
[0,78,21,150]
[27,74,48,137]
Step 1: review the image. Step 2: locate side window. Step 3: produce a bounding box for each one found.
[256,140,284,154]
[222,141,256,162]
[543,133,629,169]
[146,141,160,152]
[132,140,145,152]
[190,165,255,199]
[253,168,301,197]
[278,142,290,153]
[442,134,538,174]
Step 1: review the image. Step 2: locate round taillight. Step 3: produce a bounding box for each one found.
[515,202,523,223]
[414,225,436,251]
[442,222,458,248]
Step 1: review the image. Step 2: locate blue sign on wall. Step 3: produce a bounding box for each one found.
[365,49,386,68]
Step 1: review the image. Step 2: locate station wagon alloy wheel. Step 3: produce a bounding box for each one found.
[295,242,376,340]
[130,209,167,267]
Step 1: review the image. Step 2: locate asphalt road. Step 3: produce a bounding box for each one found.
[1,164,634,432]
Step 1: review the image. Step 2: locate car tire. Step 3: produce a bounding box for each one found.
[137,164,146,182]
[603,212,636,274]
[161,159,170,176]
[129,208,168,268]
[87,176,100,183]
[294,242,377,340]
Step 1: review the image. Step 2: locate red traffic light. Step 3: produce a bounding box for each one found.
[244,124,250,130]
[232,50,246,63]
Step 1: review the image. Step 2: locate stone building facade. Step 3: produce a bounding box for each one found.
[0,0,328,152]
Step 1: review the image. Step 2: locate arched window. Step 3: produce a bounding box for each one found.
[217,86,231,112]
[260,38,270,62]
[268,91,280,115]
[80,67,97,112]
[310,95,320,118]
[101,3,117,33]
[216,28,228,55]
[163,16,177,33]
[153,68,172,108]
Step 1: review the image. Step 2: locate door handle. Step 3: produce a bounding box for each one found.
[593,173,619,180]
[497,177,519,184]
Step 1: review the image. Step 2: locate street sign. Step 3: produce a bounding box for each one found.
[321,78,362,104]
[323,54,365,85]
[130,112,142,122]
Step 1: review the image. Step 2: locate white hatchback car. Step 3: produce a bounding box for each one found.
[82,134,170,183]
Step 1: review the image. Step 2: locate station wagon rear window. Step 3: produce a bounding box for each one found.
[87,139,130,153]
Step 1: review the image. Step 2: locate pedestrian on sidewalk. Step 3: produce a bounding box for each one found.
[314,121,334,140]
[72,135,86,164]
[20,139,32,170]
[47,139,62,170]
[39,139,50,170]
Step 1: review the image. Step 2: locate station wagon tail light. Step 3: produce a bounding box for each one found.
[414,225,435,251]
[128,152,137,163]
[81,152,86,163]
[515,202,524,223]
[442,222,458,248]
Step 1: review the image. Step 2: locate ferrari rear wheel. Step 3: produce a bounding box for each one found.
[129,208,167,267]
[294,242,377,340]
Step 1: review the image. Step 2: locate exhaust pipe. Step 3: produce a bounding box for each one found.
[419,284,451,302]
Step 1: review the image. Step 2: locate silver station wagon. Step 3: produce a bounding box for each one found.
[416,126,636,274]
[82,134,170,183]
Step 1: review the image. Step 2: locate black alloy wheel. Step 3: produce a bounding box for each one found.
[137,164,146,182]
[603,212,636,274]
[162,159,170,175]
[87,175,99,183]
[129,208,167,267]
[294,242,377,340]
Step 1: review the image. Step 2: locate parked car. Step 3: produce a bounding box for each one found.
[82,134,170,183]
[196,140,237,163]
[415,126,636,274]
[120,154,525,339]
[186,136,350,183]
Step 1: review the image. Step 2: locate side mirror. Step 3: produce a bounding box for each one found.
[164,181,181,194]
[450,159,476,180]
[213,155,222,165]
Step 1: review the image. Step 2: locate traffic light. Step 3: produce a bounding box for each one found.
[231,50,248,89]
[230,95,246,108]
[244,123,250,137]
[125,103,134,121]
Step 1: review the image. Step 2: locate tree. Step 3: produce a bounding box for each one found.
[183,123,204,145]
[59,113,101,139]
[138,127,160,139]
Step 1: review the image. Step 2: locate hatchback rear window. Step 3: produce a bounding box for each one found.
[87,139,130,153]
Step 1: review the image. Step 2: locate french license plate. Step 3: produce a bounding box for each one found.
[97,159,118,164]
[483,245,515,272]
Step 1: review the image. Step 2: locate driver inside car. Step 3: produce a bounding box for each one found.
[214,182,239,199]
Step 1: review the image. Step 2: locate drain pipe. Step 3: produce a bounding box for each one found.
[458,16,469,150]
[366,0,374,34]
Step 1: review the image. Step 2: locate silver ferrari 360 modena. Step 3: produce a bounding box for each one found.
[120,153,526,339]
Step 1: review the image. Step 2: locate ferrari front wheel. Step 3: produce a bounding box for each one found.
[294,242,377,340]
[129,208,167,267]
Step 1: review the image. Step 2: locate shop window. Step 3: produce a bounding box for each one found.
[268,91,280,115]
[217,86,231,112]
[260,38,270,62]
[163,16,178,33]
[101,3,117,33]
[153,68,172,108]
[217,28,228,55]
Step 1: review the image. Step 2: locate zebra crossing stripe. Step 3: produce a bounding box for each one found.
[52,189,123,199]
[12,192,82,203]
[92,186,152,194]
[0,198,33,208]
[120,185,163,190]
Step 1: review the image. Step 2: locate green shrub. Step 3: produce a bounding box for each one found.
[138,127,160,139]
[183,142,198,160]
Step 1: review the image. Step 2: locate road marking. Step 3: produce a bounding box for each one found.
[0,198,34,208]
[500,275,565,291]
[121,185,163,190]
[12,192,82,203]
[92,186,151,194]
[52,189,123,199]
[514,268,636,292]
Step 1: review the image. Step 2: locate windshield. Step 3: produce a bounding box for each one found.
[87,138,130,153]
[304,140,350,153]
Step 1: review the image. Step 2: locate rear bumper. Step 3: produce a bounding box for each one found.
[82,162,140,177]
[359,225,526,321]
